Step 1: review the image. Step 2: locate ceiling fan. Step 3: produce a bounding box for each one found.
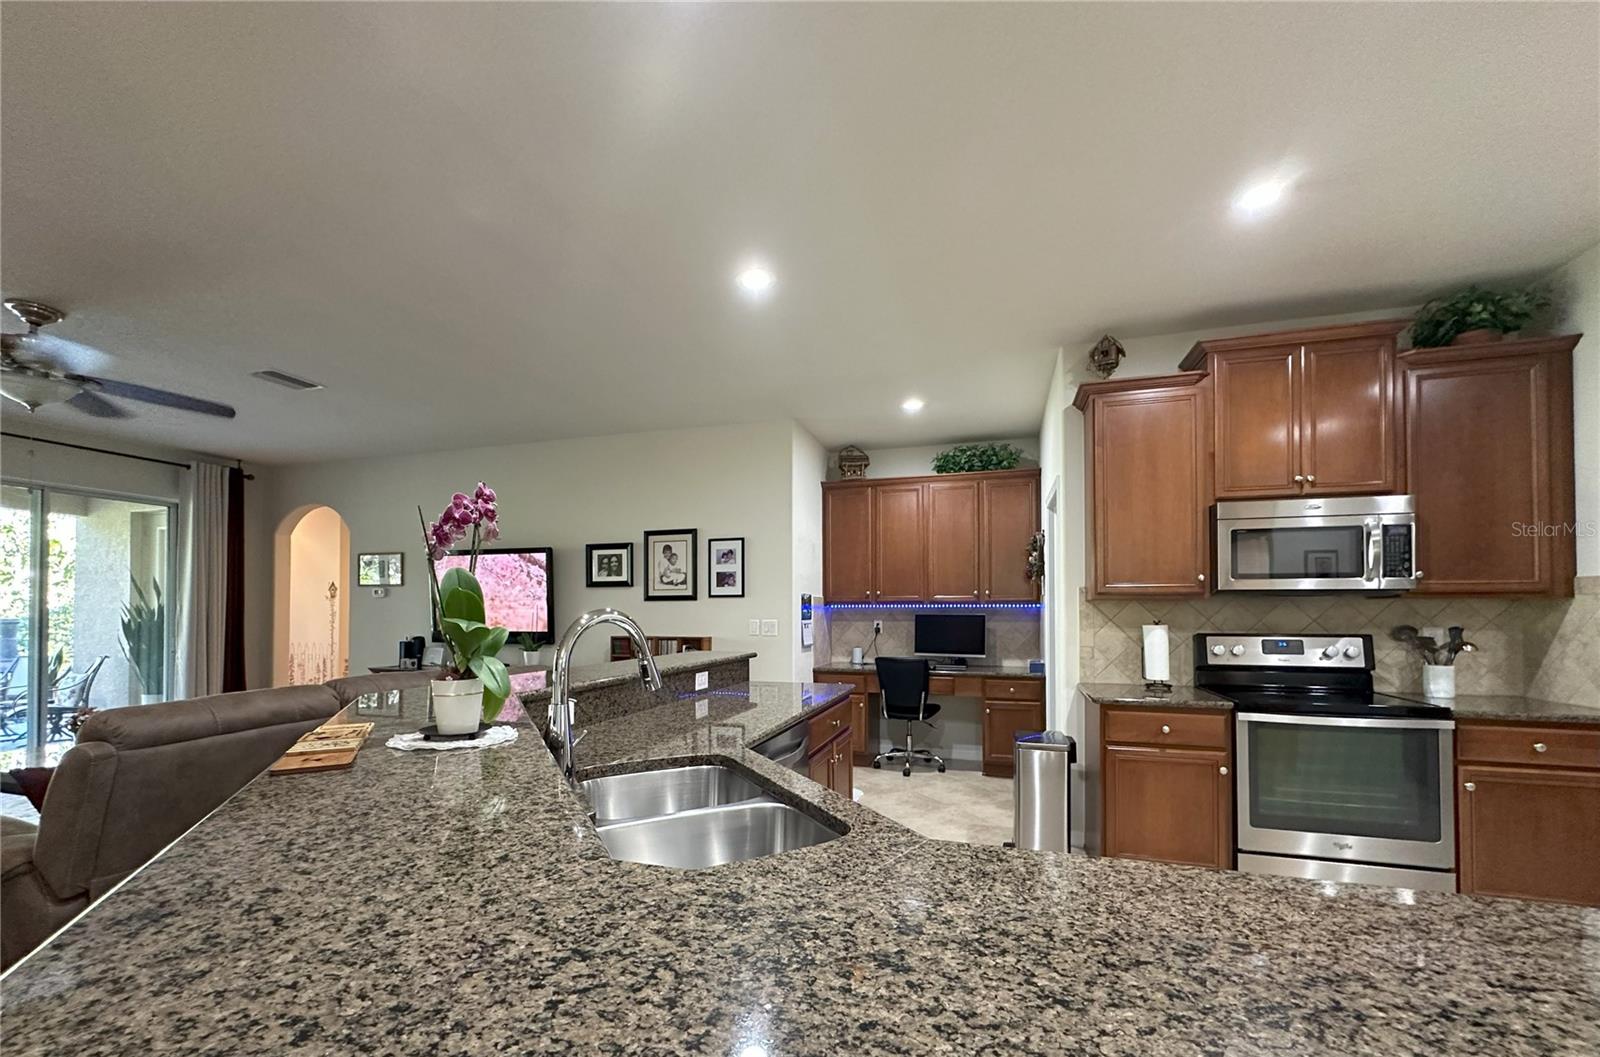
[0,299,236,419]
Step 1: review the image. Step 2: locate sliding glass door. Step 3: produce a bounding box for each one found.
[0,484,175,767]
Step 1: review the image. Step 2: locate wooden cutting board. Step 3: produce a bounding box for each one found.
[270,722,376,775]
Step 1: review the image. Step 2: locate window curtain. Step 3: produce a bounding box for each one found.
[222,466,247,691]
[180,461,229,697]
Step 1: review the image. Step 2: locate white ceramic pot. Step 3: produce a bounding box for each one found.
[1422,664,1456,699]
[430,677,484,735]
[521,650,542,666]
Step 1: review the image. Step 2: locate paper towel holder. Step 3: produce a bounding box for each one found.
[1143,619,1173,695]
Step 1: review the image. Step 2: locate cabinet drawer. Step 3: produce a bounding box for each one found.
[1457,723,1600,770]
[828,673,867,692]
[807,699,851,748]
[983,678,1043,702]
[927,675,955,695]
[1104,708,1229,750]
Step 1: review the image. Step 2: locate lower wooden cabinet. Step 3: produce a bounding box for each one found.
[982,700,1043,778]
[1099,705,1233,869]
[1456,720,1600,906]
[849,692,871,762]
[808,728,854,799]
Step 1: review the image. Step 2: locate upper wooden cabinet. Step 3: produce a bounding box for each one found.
[1400,335,1579,596]
[1183,320,1407,499]
[1074,373,1211,598]
[820,469,1040,604]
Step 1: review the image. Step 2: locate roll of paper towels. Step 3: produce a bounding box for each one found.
[1142,624,1170,683]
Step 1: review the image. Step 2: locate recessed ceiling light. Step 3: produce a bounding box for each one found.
[735,263,775,298]
[1232,177,1290,219]
[900,396,925,414]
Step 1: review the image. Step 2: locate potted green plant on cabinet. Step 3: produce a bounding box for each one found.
[1409,284,1551,348]
[931,442,1024,474]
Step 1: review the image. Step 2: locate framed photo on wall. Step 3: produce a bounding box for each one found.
[357,552,404,587]
[707,537,745,598]
[643,529,698,601]
[585,542,634,588]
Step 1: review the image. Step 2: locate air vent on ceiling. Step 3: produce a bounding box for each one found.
[251,369,324,391]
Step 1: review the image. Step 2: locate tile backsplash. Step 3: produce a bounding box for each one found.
[1079,576,1600,705]
[817,609,1041,667]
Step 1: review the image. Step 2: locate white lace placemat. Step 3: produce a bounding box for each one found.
[385,726,520,752]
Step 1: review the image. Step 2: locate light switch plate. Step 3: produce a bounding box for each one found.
[694,698,710,719]
[694,671,709,691]
[760,619,779,637]
[748,619,761,636]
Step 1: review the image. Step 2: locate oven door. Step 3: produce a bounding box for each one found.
[1236,713,1455,870]
[1217,514,1414,591]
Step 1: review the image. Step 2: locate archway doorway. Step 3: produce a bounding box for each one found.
[273,505,350,686]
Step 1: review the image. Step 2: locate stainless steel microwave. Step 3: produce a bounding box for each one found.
[1215,495,1418,592]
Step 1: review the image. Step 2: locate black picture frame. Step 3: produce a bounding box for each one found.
[643,529,698,601]
[707,536,746,598]
[357,552,404,587]
[585,542,635,588]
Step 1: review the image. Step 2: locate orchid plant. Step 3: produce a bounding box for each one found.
[419,483,511,721]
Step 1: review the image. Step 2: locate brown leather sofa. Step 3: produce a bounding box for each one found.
[1,685,340,969]
[325,669,436,705]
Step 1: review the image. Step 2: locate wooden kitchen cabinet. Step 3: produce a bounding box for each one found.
[1183,320,1405,499]
[925,478,981,601]
[849,692,871,761]
[1456,720,1600,906]
[981,677,1046,778]
[808,728,855,799]
[1400,335,1580,597]
[820,469,1040,605]
[1074,373,1211,598]
[979,474,1041,601]
[822,484,873,602]
[1098,704,1234,869]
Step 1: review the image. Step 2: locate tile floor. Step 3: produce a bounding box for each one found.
[851,764,1014,845]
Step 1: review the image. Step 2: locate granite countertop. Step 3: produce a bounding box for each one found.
[1399,693,1600,726]
[517,648,756,703]
[4,682,1597,1054]
[1077,681,1235,709]
[814,660,1044,679]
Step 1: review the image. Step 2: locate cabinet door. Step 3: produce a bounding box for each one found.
[1089,386,1210,597]
[925,478,981,601]
[822,486,874,602]
[982,700,1044,778]
[1300,338,1396,495]
[1404,354,1554,594]
[1212,346,1300,498]
[831,734,854,798]
[1103,746,1232,868]
[850,692,871,759]
[980,475,1040,601]
[807,743,834,789]
[1458,764,1600,906]
[873,483,927,601]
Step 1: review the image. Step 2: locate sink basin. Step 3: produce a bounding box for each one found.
[594,801,844,869]
[579,764,767,824]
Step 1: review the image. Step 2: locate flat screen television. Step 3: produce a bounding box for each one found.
[433,547,554,645]
[913,613,986,659]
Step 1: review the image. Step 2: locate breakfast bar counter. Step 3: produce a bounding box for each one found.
[3,680,1597,1056]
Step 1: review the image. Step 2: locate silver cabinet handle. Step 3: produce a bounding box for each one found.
[1414,570,1425,581]
[1463,782,1476,791]
[1293,474,1305,482]
[1533,742,1548,753]
[1306,474,1316,483]
[1197,573,1206,582]
[1160,724,1171,734]
[1219,766,1229,776]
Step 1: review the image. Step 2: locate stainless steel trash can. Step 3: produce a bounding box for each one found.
[1012,730,1076,852]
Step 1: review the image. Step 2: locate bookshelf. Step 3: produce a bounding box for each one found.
[609,635,713,661]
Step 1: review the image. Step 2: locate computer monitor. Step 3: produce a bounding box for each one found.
[913,613,986,662]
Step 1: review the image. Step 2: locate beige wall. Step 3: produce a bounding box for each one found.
[790,424,827,681]
[246,420,818,686]
[1542,241,1599,576]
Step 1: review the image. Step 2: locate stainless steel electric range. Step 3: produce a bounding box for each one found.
[1194,633,1457,892]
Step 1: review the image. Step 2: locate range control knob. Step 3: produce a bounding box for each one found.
[1210,644,1227,657]
[1229,644,1246,657]
[1321,645,1342,659]
[1343,646,1361,659]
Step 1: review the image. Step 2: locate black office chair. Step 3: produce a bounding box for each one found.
[873,657,946,777]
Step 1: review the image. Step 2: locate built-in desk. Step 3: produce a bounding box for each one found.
[812,662,1045,776]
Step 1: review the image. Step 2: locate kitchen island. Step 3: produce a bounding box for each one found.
[2,680,1596,1055]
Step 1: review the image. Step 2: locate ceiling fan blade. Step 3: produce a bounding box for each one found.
[65,390,133,419]
[80,376,236,419]
[0,330,113,374]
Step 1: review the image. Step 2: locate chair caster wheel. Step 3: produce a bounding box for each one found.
[937,763,946,773]
[872,760,881,769]
[902,768,912,777]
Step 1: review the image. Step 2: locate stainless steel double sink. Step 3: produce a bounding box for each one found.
[578,764,843,869]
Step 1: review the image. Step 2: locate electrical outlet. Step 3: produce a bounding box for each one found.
[694,698,710,719]
[760,619,779,637]
[694,671,709,691]
[748,619,761,636]
[872,620,882,635]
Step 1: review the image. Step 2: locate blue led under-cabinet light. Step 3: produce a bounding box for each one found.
[820,602,1042,611]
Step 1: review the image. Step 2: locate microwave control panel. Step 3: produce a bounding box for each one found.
[1382,524,1414,578]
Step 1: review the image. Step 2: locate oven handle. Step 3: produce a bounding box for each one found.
[1238,711,1454,731]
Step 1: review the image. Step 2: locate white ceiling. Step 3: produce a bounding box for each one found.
[2,2,1596,464]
